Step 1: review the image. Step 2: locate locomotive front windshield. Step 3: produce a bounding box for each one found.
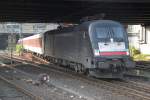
[90,23,128,43]
[93,24,125,42]
[90,22,128,56]
[95,27,124,39]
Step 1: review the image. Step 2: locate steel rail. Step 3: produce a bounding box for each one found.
[110,80,150,95]
[0,54,85,100]
[1,54,150,100]
[0,75,43,100]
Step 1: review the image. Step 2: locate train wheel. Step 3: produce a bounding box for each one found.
[77,64,84,74]
[81,65,86,73]
[74,64,78,73]
[84,68,90,76]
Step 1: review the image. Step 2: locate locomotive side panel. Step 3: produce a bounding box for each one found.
[44,33,54,57]
[78,32,94,68]
[44,30,94,69]
[53,31,80,62]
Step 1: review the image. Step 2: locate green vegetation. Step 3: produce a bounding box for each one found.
[133,54,150,61]
[129,46,150,61]
[16,44,23,54]
[129,46,140,56]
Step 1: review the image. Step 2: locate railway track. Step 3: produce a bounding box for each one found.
[32,54,150,93]
[27,55,150,100]
[0,74,43,100]
[136,65,150,70]
[0,78,28,100]
[109,79,150,95]
[1,54,150,100]
[0,54,88,100]
[136,61,150,70]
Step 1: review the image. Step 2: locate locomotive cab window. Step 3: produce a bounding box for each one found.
[93,24,125,42]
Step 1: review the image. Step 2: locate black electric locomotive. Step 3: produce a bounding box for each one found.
[19,20,135,78]
[43,20,135,78]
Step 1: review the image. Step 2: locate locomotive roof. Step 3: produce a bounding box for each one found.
[44,20,122,35]
[81,20,122,27]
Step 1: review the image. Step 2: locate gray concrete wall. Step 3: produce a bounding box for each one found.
[127,25,141,49]
[126,25,150,54]
[128,34,140,49]
[0,23,59,34]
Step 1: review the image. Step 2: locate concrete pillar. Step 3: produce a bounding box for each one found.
[140,25,150,54]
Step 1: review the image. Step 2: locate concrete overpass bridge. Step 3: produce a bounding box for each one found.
[0,0,150,24]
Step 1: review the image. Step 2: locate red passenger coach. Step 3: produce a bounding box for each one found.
[19,34,44,54]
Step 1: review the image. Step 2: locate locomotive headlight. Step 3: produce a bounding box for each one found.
[94,49,100,56]
[126,49,129,55]
[126,51,129,55]
[110,38,114,43]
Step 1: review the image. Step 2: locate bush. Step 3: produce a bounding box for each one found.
[129,46,140,56]
[129,46,150,61]
[16,44,23,54]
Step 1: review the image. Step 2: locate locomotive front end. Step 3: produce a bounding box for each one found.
[89,20,135,78]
